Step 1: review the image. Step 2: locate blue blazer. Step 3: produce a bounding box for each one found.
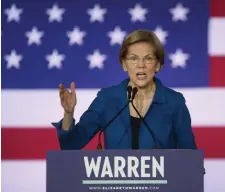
[52,77,197,150]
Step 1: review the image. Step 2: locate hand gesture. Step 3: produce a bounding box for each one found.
[59,82,77,113]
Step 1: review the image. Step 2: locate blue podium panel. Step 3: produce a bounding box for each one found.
[46,150,204,192]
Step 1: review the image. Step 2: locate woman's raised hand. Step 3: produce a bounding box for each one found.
[59,82,77,114]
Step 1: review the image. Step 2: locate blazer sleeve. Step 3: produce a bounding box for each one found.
[173,94,197,149]
[51,89,107,150]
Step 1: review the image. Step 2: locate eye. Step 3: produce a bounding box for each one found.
[127,56,137,61]
[144,56,156,63]
[145,56,153,61]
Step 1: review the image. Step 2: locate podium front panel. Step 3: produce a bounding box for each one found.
[46,150,204,192]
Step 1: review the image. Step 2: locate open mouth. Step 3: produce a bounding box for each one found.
[136,72,147,78]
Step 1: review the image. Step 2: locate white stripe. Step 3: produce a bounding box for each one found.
[208,17,225,56]
[2,88,225,127]
[2,159,225,192]
[2,160,46,192]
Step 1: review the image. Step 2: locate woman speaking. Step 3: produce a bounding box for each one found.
[52,29,197,150]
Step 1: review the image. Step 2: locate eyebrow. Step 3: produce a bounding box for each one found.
[127,53,155,57]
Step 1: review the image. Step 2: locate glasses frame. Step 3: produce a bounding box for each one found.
[125,54,157,66]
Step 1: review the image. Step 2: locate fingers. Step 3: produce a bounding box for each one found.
[59,82,76,96]
[70,82,76,96]
[59,83,64,93]
[59,83,66,98]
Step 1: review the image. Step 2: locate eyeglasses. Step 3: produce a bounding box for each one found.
[125,54,157,65]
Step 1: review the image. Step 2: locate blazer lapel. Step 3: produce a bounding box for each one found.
[138,77,168,149]
[139,103,171,149]
[111,77,168,149]
[114,79,132,148]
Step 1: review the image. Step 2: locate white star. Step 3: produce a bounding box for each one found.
[153,26,168,45]
[169,49,190,68]
[66,27,86,46]
[46,4,65,23]
[87,50,107,69]
[128,3,148,23]
[169,3,190,22]
[107,26,126,46]
[46,49,65,69]
[25,27,44,46]
[87,4,107,23]
[4,4,23,23]
[4,50,23,69]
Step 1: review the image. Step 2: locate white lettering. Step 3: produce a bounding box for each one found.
[84,156,165,178]
[127,156,139,177]
[141,156,151,177]
[101,157,113,177]
[84,156,101,177]
[114,156,126,177]
[152,156,164,177]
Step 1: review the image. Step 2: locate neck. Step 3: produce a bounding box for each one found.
[129,80,155,99]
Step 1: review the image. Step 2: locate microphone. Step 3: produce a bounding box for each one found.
[130,87,159,149]
[127,86,132,100]
[97,86,133,150]
[131,87,138,100]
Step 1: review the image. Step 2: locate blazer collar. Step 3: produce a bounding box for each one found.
[152,77,166,104]
[113,77,166,148]
[117,77,166,105]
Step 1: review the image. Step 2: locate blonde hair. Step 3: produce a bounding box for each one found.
[119,29,165,70]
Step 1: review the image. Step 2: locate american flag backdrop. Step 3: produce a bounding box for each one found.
[1,0,225,191]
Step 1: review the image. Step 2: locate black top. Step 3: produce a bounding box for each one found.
[130,115,141,149]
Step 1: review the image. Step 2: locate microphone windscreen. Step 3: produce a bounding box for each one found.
[133,87,138,94]
[127,86,132,100]
[131,87,138,100]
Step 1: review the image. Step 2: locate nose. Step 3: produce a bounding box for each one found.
[136,58,145,67]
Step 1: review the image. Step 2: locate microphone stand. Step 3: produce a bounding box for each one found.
[96,86,161,150]
[97,101,131,149]
[130,87,159,149]
[97,86,133,150]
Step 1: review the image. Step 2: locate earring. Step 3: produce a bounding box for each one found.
[124,68,127,71]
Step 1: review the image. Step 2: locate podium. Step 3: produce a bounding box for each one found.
[46,149,204,192]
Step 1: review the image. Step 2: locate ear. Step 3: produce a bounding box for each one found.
[155,62,161,72]
[122,61,127,72]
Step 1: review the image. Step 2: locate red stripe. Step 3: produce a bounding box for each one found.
[1,127,225,159]
[210,56,225,87]
[1,128,60,160]
[193,127,225,158]
[211,0,225,16]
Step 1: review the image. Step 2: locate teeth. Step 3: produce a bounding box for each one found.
[137,72,146,75]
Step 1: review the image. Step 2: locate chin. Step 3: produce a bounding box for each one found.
[132,79,150,89]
